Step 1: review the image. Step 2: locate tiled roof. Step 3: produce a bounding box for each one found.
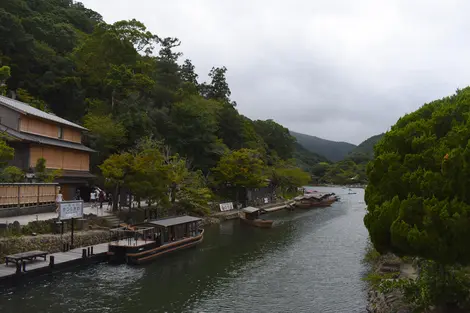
[61,170,96,178]
[0,95,87,130]
[0,125,95,152]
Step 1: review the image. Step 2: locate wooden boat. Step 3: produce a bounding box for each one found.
[239,207,273,228]
[294,193,336,209]
[107,215,203,265]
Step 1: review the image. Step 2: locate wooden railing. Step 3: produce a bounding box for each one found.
[0,183,59,208]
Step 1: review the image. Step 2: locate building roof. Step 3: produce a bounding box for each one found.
[148,216,202,227]
[0,124,95,152]
[60,170,96,178]
[243,206,261,213]
[0,95,87,131]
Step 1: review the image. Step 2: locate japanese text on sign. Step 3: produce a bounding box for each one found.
[59,201,84,220]
[219,202,234,212]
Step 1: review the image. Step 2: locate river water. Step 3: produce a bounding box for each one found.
[0,187,370,313]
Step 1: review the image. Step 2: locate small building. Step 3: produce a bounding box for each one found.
[0,95,95,201]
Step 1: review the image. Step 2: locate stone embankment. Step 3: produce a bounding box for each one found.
[366,253,417,313]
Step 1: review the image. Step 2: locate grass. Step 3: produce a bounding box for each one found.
[362,271,400,288]
[363,243,381,264]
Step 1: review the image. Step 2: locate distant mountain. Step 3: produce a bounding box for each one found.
[349,133,385,158]
[290,131,356,162]
[294,143,329,172]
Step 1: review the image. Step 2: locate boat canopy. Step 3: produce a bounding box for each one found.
[147,215,202,228]
[295,193,334,201]
[243,206,261,214]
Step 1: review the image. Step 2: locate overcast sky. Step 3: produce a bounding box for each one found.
[80,0,470,144]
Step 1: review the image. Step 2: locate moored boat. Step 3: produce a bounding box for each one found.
[107,215,203,265]
[294,193,336,209]
[239,207,274,228]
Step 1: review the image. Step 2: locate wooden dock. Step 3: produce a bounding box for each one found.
[0,243,109,286]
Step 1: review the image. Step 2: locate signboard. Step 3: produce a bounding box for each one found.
[59,200,84,220]
[219,202,234,212]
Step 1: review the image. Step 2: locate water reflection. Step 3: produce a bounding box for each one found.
[0,187,368,313]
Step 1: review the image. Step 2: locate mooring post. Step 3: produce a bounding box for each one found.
[70,218,75,249]
[15,262,21,274]
[22,260,26,272]
[49,255,55,268]
[87,247,90,257]
[91,246,94,255]
[82,249,86,259]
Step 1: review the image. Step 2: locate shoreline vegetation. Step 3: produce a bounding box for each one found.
[363,244,415,313]
[363,87,470,312]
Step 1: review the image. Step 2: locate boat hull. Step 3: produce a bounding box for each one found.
[108,230,204,265]
[239,216,273,228]
[295,198,335,209]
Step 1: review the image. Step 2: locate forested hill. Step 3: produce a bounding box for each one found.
[0,0,306,174]
[293,143,329,172]
[348,133,384,158]
[290,131,356,162]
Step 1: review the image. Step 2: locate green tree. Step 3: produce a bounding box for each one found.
[271,163,310,197]
[253,119,296,161]
[200,66,234,105]
[16,88,49,111]
[175,169,212,216]
[166,95,222,170]
[212,148,268,203]
[34,157,61,183]
[0,166,24,182]
[0,65,10,95]
[99,152,133,211]
[364,87,470,310]
[84,112,127,156]
[128,146,169,210]
[0,139,14,167]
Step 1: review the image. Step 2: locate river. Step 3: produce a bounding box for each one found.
[0,187,370,313]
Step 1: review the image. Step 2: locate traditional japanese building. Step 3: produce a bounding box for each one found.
[0,95,95,200]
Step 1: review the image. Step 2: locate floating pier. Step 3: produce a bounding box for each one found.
[0,243,108,286]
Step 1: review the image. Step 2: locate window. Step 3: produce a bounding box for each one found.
[58,126,63,139]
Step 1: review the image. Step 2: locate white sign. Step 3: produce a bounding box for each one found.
[219,202,234,212]
[59,200,84,220]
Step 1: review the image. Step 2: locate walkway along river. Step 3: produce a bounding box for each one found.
[0,187,370,313]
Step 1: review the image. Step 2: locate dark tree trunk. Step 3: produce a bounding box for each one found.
[112,184,119,212]
[171,182,177,203]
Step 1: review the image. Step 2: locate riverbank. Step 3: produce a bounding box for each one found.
[364,249,417,313]
[0,187,369,312]
[0,230,109,263]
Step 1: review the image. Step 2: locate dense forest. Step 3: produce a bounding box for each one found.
[348,133,384,158]
[291,132,384,185]
[0,0,376,202]
[0,0,319,212]
[290,131,356,162]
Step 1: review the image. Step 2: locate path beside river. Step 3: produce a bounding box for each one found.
[0,187,369,313]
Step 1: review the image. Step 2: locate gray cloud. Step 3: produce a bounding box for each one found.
[80,0,470,144]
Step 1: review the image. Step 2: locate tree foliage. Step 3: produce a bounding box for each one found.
[365,87,470,265]
[0,0,311,211]
[271,162,310,196]
[212,149,268,189]
[34,157,61,183]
